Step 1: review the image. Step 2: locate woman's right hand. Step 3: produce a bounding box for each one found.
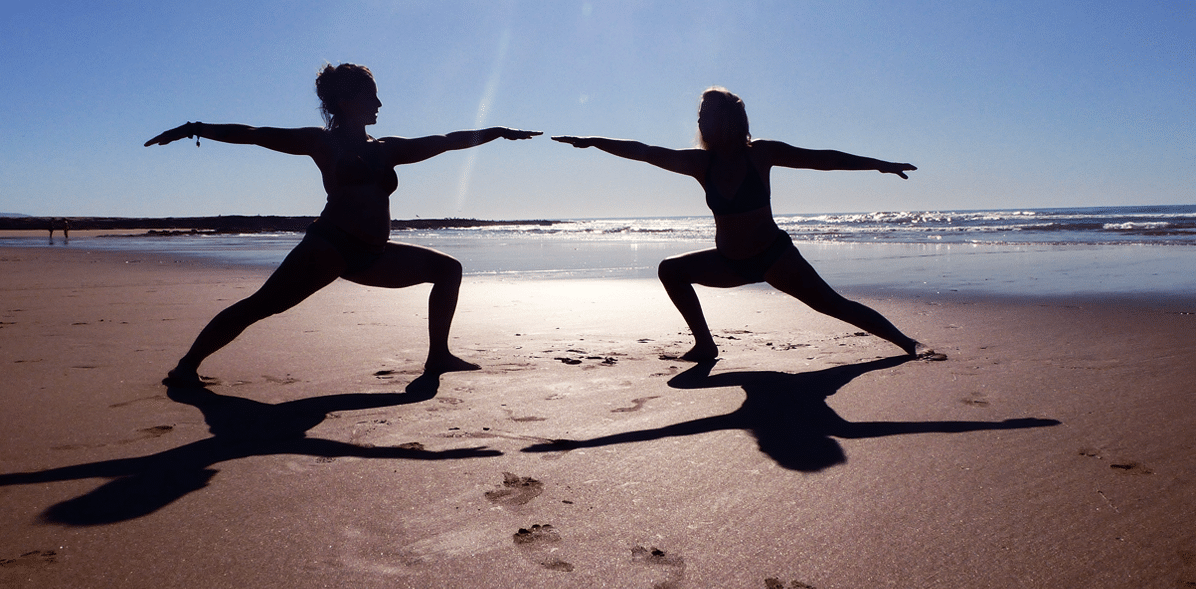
[497,128,543,140]
[144,122,198,147]
[551,135,594,148]
[878,161,917,179]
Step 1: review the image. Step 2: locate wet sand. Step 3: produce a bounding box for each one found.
[1,246,1194,588]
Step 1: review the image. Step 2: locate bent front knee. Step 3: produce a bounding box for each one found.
[657,257,684,284]
[433,256,463,282]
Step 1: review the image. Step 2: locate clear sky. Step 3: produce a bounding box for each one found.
[2,0,1192,220]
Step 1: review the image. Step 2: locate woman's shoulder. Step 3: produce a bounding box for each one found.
[278,126,332,142]
[748,138,788,152]
[746,139,796,166]
[300,127,345,166]
[282,126,335,149]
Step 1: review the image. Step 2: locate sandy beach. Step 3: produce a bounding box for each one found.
[2,245,1194,588]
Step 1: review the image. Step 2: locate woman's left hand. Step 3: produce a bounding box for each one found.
[144,122,199,147]
[550,135,593,148]
[498,128,543,140]
[881,162,917,179]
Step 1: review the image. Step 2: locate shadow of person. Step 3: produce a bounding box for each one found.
[0,372,499,526]
[523,357,1060,472]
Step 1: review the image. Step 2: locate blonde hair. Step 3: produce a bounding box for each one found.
[697,87,751,149]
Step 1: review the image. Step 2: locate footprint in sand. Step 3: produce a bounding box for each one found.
[484,472,544,506]
[137,425,174,438]
[1109,461,1153,475]
[631,545,685,588]
[777,342,810,351]
[1079,448,1154,475]
[0,550,58,569]
[424,397,464,413]
[513,524,574,572]
[374,368,420,380]
[108,395,165,409]
[611,396,660,413]
[552,349,618,366]
[764,579,818,589]
[961,392,989,407]
[507,413,548,423]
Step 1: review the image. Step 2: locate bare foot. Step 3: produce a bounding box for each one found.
[678,342,719,363]
[162,363,208,387]
[911,342,947,361]
[424,353,481,374]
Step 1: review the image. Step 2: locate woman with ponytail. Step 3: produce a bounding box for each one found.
[147,63,540,385]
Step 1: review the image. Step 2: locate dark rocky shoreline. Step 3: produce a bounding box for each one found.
[0,215,559,234]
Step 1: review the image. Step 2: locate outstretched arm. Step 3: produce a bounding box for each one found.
[757,139,916,179]
[383,127,541,166]
[552,136,704,178]
[144,122,324,156]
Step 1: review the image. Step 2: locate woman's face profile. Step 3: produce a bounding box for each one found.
[338,82,382,126]
[698,98,727,148]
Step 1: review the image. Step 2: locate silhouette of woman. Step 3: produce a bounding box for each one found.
[553,87,941,361]
[146,63,540,385]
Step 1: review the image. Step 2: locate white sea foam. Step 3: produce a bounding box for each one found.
[4,205,1194,296]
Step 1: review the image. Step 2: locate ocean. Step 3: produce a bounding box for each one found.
[5,205,1195,300]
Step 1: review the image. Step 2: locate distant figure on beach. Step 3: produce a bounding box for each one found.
[553,87,943,361]
[145,63,540,385]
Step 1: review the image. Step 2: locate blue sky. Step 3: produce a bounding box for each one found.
[2,1,1192,219]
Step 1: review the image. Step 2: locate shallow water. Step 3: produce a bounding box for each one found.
[5,205,1194,298]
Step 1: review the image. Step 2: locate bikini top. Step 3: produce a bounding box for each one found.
[704,154,770,215]
[335,152,398,194]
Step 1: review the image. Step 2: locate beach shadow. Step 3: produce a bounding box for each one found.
[523,357,1060,472]
[0,372,499,526]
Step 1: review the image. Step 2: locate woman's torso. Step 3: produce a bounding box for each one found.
[701,145,783,259]
[312,131,397,246]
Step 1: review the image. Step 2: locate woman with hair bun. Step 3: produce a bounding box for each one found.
[553,87,942,362]
[146,63,540,385]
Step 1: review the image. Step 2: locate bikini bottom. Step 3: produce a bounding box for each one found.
[305,218,386,276]
[722,230,794,283]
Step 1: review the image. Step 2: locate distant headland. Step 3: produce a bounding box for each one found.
[0,215,560,235]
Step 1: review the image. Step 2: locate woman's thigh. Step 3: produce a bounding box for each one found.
[659,248,754,289]
[763,248,845,308]
[343,242,461,289]
[247,236,347,313]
